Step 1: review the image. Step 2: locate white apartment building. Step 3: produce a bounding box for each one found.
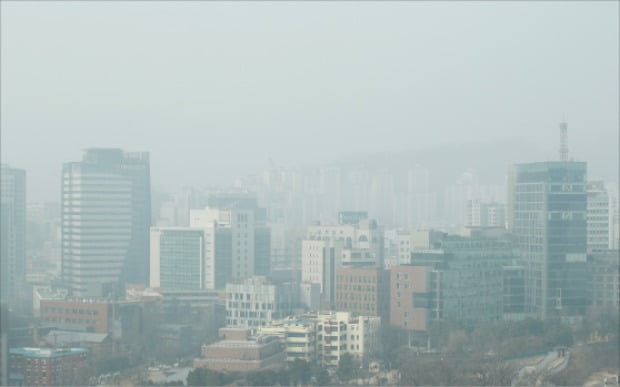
[259,317,317,363]
[315,311,380,367]
[306,218,383,266]
[260,311,380,368]
[225,276,298,335]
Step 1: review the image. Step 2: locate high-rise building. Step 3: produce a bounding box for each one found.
[586,180,611,253]
[508,161,589,318]
[407,166,434,229]
[466,199,506,228]
[1,304,7,386]
[301,240,342,308]
[150,227,213,291]
[1,164,26,304]
[61,149,151,296]
[411,229,515,325]
[306,215,384,267]
[189,192,271,283]
[190,205,270,287]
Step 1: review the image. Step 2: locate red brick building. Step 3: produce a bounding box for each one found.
[334,267,390,322]
[39,299,114,333]
[8,347,88,386]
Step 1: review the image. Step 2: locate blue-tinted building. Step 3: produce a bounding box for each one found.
[508,161,589,318]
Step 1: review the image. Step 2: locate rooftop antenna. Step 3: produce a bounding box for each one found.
[559,118,568,161]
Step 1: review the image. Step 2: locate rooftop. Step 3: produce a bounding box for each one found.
[43,330,109,344]
[10,347,88,358]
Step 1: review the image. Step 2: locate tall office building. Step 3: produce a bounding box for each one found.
[190,201,270,288]
[586,180,611,253]
[508,161,589,318]
[61,149,151,296]
[1,165,26,304]
[150,227,214,291]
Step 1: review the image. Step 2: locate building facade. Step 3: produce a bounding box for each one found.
[301,240,342,308]
[259,317,317,363]
[225,276,298,334]
[508,161,589,318]
[1,165,26,304]
[8,347,88,386]
[61,149,151,295]
[190,205,270,288]
[589,250,620,309]
[195,329,285,372]
[150,227,213,291]
[389,265,433,343]
[411,231,515,325]
[587,180,611,253]
[466,199,506,228]
[315,311,380,367]
[334,267,390,322]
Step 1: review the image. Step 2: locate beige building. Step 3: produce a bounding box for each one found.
[389,265,432,334]
[194,328,285,372]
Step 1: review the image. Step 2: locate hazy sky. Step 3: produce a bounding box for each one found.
[1,1,618,201]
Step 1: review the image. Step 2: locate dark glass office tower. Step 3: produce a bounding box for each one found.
[61,149,151,296]
[0,165,26,304]
[508,161,589,318]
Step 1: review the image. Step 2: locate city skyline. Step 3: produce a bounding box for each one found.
[1,2,618,386]
[1,1,618,200]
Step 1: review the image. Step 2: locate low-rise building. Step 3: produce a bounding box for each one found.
[40,330,112,359]
[8,347,88,386]
[315,311,380,367]
[225,276,298,334]
[259,317,317,363]
[194,329,285,372]
[38,293,161,352]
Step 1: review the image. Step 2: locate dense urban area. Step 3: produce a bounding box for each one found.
[1,128,619,386]
[1,2,619,386]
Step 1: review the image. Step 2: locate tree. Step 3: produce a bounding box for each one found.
[312,363,330,386]
[289,359,312,385]
[337,353,360,381]
[186,368,231,386]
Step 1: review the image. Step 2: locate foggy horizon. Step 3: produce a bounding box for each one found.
[1,2,619,386]
[2,1,618,201]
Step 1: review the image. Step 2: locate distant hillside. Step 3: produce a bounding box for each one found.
[328,138,617,187]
